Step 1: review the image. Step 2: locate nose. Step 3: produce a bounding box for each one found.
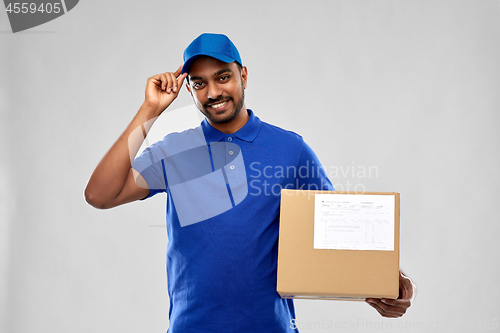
[207,81,222,100]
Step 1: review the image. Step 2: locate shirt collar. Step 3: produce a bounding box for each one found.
[200,109,262,143]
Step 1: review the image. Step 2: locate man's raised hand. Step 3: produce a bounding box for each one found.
[144,65,188,116]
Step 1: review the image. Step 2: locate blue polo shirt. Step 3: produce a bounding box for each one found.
[132,109,333,333]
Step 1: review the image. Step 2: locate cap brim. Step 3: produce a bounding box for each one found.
[182,53,236,74]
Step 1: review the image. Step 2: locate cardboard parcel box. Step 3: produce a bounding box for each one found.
[277,190,400,300]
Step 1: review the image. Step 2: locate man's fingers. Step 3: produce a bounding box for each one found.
[148,67,186,96]
[399,271,413,300]
[177,72,188,91]
[366,271,414,318]
[400,277,409,299]
[367,300,393,317]
[167,73,172,92]
[152,73,172,93]
[172,65,188,93]
[381,298,411,309]
[369,304,401,319]
[173,65,183,77]
[365,298,408,318]
[165,69,186,94]
[172,65,187,93]
[158,73,168,91]
[149,75,161,87]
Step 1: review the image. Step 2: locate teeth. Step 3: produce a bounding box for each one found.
[211,101,227,109]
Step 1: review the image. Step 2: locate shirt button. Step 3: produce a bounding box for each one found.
[230,165,235,170]
[227,137,233,141]
[228,150,234,156]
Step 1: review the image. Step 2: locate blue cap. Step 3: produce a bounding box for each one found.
[182,33,242,74]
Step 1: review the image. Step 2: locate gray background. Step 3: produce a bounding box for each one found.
[1,0,499,332]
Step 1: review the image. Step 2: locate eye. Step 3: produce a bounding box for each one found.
[192,82,204,89]
[219,75,230,82]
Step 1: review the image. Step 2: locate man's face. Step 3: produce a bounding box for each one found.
[186,56,247,124]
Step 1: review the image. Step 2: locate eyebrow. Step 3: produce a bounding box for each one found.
[189,68,234,82]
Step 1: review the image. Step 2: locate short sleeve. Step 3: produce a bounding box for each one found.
[297,140,335,191]
[132,144,167,199]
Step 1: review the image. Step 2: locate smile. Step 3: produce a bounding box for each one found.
[210,100,229,109]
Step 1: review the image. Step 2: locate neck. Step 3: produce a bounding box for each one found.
[208,106,249,134]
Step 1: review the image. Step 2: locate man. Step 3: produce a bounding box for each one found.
[85,33,414,332]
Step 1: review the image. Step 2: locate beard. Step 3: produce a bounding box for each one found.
[196,81,245,124]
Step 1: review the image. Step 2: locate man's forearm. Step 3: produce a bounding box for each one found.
[85,67,187,209]
[84,103,157,208]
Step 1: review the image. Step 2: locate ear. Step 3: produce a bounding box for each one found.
[241,66,248,89]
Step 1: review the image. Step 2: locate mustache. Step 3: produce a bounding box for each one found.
[204,96,232,108]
